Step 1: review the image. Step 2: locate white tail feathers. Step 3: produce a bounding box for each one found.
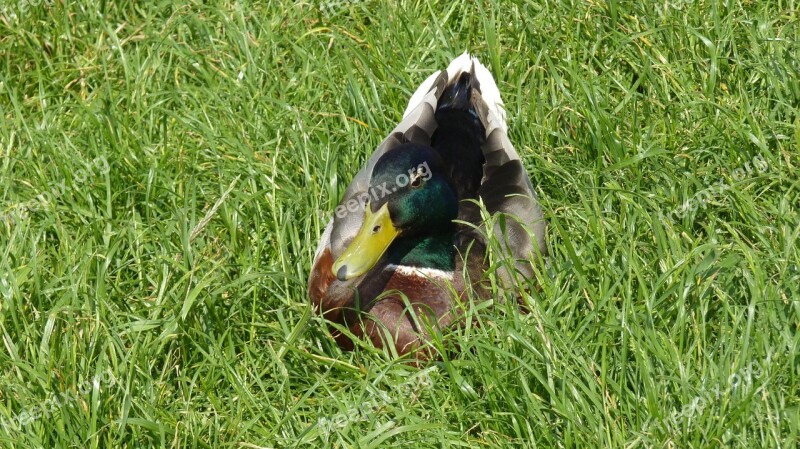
[403,52,508,134]
[403,70,441,119]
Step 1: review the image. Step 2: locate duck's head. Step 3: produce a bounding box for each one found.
[332,143,459,281]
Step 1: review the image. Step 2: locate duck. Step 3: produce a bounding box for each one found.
[308,52,546,359]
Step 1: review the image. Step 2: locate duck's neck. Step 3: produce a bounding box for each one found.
[388,232,455,272]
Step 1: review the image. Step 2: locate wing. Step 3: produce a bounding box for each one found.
[445,53,547,280]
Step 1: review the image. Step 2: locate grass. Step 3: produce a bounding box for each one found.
[0,0,798,447]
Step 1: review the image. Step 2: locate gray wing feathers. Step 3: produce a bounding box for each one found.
[467,62,547,275]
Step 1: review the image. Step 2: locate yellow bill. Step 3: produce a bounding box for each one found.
[332,203,399,281]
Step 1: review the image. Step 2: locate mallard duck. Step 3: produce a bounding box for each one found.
[308,52,546,358]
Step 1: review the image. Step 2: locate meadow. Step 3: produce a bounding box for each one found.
[0,0,798,447]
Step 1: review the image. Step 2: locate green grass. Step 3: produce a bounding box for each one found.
[1,0,798,447]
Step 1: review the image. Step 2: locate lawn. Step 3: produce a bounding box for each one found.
[0,0,798,447]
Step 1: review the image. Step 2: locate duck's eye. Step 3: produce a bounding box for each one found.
[410,176,423,189]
